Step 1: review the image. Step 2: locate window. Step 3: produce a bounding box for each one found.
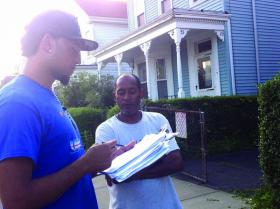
[161,0,171,13]
[195,39,213,90]
[138,63,148,98]
[196,39,212,54]
[156,59,168,99]
[197,57,212,89]
[137,13,145,27]
[134,0,145,28]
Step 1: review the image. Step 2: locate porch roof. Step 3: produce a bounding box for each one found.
[93,8,230,63]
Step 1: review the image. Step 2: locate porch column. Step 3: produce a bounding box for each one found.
[114,53,123,76]
[140,41,152,100]
[97,61,103,80]
[169,28,189,98]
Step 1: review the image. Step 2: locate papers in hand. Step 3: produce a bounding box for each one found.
[102,130,178,182]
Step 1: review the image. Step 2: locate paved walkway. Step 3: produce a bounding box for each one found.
[0,149,259,209]
[94,148,261,209]
[0,177,248,209]
[93,175,249,209]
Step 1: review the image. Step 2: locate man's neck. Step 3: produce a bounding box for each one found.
[117,111,142,124]
[23,59,54,90]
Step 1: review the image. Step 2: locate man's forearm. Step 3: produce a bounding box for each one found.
[0,157,88,209]
[131,150,184,181]
[0,143,114,209]
[27,158,88,209]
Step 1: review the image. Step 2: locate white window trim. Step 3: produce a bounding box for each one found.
[158,0,173,16]
[134,0,145,28]
[189,0,208,8]
[134,52,174,100]
[136,13,145,27]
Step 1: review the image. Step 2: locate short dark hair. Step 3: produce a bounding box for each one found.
[114,74,142,91]
[21,10,98,57]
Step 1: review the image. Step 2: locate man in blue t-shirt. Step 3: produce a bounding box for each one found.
[0,10,123,209]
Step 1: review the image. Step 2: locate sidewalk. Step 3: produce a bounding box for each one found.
[93,175,248,209]
[0,175,249,209]
[94,149,261,209]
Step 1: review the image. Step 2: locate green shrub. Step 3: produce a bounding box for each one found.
[258,73,280,207]
[145,96,258,154]
[250,186,279,209]
[235,186,278,209]
[68,107,106,149]
[55,73,115,108]
[106,105,120,119]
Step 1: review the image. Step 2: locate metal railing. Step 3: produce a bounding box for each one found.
[145,106,208,183]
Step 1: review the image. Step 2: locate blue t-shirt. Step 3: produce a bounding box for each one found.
[0,75,98,209]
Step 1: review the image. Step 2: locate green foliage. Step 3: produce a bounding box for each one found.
[235,186,279,209]
[250,187,279,209]
[257,73,280,207]
[54,72,115,108]
[106,105,120,119]
[145,96,258,154]
[68,107,106,149]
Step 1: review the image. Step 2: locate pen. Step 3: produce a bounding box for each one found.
[101,142,124,147]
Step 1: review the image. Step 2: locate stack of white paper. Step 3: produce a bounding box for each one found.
[102,131,178,182]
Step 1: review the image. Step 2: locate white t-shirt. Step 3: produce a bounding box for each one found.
[95,111,182,209]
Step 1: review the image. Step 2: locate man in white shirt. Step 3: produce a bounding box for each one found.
[96,74,184,209]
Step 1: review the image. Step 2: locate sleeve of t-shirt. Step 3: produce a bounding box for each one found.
[95,122,115,144]
[0,100,42,164]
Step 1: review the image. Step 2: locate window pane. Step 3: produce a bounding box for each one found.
[141,83,148,99]
[137,13,145,27]
[156,59,166,80]
[138,63,146,82]
[197,40,212,53]
[197,57,212,89]
[157,80,168,99]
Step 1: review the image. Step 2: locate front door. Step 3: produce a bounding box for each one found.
[187,31,221,97]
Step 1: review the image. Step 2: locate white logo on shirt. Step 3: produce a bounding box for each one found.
[70,138,82,152]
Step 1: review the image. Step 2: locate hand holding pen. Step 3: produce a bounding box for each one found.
[101,140,136,160]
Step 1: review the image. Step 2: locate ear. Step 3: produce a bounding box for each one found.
[39,34,56,54]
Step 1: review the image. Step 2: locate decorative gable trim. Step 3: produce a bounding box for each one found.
[93,9,229,63]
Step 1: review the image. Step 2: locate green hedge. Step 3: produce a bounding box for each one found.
[145,96,258,154]
[68,107,106,149]
[258,74,280,208]
[106,105,120,119]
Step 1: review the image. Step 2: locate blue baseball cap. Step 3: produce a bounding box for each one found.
[21,10,98,56]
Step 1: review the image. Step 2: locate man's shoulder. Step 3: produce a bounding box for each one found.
[97,115,117,130]
[0,83,30,106]
[143,111,166,119]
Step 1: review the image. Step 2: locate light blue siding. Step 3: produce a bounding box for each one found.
[145,0,159,23]
[255,0,280,82]
[172,0,188,9]
[171,40,191,98]
[187,0,223,11]
[224,0,258,95]
[93,23,128,48]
